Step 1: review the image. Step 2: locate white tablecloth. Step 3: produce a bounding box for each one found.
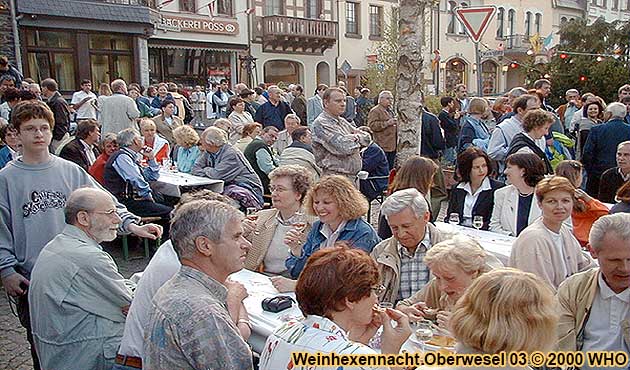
[151,169,224,197]
[434,222,515,265]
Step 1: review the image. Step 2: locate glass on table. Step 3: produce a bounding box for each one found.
[246,207,258,221]
[411,319,434,351]
[472,215,483,230]
[448,213,460,225]
[161,157,171,169]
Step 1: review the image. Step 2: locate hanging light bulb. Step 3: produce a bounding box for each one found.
[596,56,604,62]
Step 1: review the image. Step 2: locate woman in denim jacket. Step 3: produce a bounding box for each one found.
[458,98,491,153]
[285,175,381,279]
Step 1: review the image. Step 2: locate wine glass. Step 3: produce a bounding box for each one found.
[448,213,460,225]
[473,215,483,230]
[414,320,434,351]
[162,157,171,169]
[246,207,260,235]
[291,211,307,233]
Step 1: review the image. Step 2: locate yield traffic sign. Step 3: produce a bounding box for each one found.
[455,6,497,43]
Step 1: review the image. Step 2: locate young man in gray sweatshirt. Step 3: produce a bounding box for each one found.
[0,100,162,369]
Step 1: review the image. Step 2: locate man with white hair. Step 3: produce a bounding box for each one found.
[273,113,301,155]
[583,102,630,196]
[192,126,264,209]
[598,141,630,203]
[557,213,630,364]
[100,79,140,135]
[556,88,580,131]
[370,188,446,304]
[144,200,254,370]
[367,90,397,169]
[254,85,294,131]
[29,188,134,370]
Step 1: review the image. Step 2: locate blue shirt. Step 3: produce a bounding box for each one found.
[254,101,293,131]
[175,145,201,173]
[286,218,381,278]
[112,148,160,198]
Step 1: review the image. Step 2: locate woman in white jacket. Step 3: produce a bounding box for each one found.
[490,152,545,236]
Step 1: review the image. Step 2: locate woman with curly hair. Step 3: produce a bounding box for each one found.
[285,175,381,279]
[171,125,201,173]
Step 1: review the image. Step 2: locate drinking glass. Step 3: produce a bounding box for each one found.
[448,213,460,225]
[473,215,483,230]
[291,212,307,233]
[246,207,259,235]
[414,320,434,351]
[162,158,171,169]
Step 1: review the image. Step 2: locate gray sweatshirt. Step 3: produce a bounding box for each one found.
[0,155,139,279]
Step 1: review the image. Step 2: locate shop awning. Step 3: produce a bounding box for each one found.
[148,39,248,53]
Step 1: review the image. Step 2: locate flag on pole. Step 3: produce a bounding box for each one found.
[542,33,553,49]
[244,7,255,15]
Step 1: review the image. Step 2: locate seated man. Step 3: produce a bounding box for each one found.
[557,213,630,361]
[371,188,446,304]
[243,126,279,194]
[59,119,101,171]
[358,126,389,202]
[115,191,249,369]
[103,128,172,237]
[192,126,264,210]
[28,188,134,370]
[143,200,254,370]
[598,141,630,203]
[279,126,321,181]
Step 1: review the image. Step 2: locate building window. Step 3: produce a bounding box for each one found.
[24,29,76,92]
[346,1,360,35]
[179,0,195,13]
[149,47,232,86]
[535,13,542,34]
[525,11,532,37]
[458,2,468,34]
[481,60,498,95]
[216,0,233,16]
[264,60,302,85]
[447,1,456,34]
[306,0,323,19]
[89,34,134,88]
[496,7,504,38]
[507,9,515,37]
[369,5,383,38]
[265,0,284,16]
[612,0,619,9]
[445,58,466,92]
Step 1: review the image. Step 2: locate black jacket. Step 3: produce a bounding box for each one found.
[438,110,460,148]
[445,178,505,230]
[59,138,101,172]
[46,91,71,140]
[420,111,445,159]
[507,132,553,174]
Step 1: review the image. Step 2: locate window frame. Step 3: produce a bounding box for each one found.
[265,0,284,16]
[345,1,360,37]
[369,4,383,39]
[179,0,196,13]
[496,7,504,38]
[525,11,532,37]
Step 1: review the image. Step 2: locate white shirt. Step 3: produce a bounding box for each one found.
[79,139,96,166]
[71,90,97,119]
[320,221,347,249]
[458,177,492,226]
[263,222,293,274]
[581,273,630,370]
[543,224,568,280]
[118,240,181,358]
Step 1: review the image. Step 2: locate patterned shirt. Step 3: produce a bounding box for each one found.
[143,266,253,370]
[260,315,387,370]
[397,230,432,301]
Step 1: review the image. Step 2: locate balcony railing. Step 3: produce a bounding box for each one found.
[502,34,531,51]
[262,16,338,41]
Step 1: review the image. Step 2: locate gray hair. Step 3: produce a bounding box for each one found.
[380,188,429,219]
[606,102,627,119]
[617,141,630,151]
[64,187,108,225]
[268,85,281,94]
[589,213,630,251]
[378,90,393,102]
[110,79,127,93]
[565,89,579,96]
[202,126,228,146]
[423,235,490,274]
[508,87,528,98]
[170,200,243,260]
[117,128,140,148]
[285,113,301,124]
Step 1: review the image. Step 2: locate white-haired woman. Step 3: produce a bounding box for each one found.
[419,268,558,370]
[396,236,502,326]
[192,126,264,209]
[172,125,201,173]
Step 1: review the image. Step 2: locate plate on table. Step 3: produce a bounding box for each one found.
[408,334,456,352]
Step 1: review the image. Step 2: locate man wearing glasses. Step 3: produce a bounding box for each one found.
[29,188,134,370]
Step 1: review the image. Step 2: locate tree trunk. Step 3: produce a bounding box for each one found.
[395,0,427,166]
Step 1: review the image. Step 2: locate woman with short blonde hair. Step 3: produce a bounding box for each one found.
[286,175,380,278]
[450,268,557,355]
[139,117,169,163]
[172,125,201,173]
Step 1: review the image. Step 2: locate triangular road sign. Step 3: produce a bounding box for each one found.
[455,6,497,43]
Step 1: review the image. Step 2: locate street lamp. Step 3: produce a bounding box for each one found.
[239,54,257,87]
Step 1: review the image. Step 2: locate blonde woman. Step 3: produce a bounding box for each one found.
[172,125,201,173]
[509,176,596,289]
[396,236,502,322]
[285,175,381,279]
[421,268,557,370]
[139,118,169,164]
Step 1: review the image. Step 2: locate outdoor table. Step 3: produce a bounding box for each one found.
[434,222,515,265]
[151,169,224,197]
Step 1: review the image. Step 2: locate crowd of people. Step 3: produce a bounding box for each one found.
[0,57,629,370]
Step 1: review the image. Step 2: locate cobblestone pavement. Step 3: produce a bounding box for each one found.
[0,201,446,369]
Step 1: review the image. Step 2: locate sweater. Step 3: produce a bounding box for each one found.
[598,167,628,203]
[0,156,139,279]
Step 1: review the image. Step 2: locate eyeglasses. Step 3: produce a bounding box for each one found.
[269,186,291,193]
[87,209,119,218]
[370,284,386,295]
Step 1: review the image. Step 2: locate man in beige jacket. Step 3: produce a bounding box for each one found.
[367,90,397,169]
[371,188,446,304]
[557,213,630,360]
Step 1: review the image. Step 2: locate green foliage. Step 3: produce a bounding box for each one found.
[364,8,399,96]
[542,18,630,106]
[423,95,442,115]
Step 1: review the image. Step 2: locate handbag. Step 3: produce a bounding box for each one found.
[262,296,295,313]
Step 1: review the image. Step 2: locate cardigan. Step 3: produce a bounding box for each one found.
[286,218,380,278]
[489,185,541,236]
[444,178,505,230]
[508,218,597,289]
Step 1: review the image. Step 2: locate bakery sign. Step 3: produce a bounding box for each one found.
[156,15,239,36]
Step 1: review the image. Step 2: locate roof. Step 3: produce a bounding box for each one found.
[17,0,155,24]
